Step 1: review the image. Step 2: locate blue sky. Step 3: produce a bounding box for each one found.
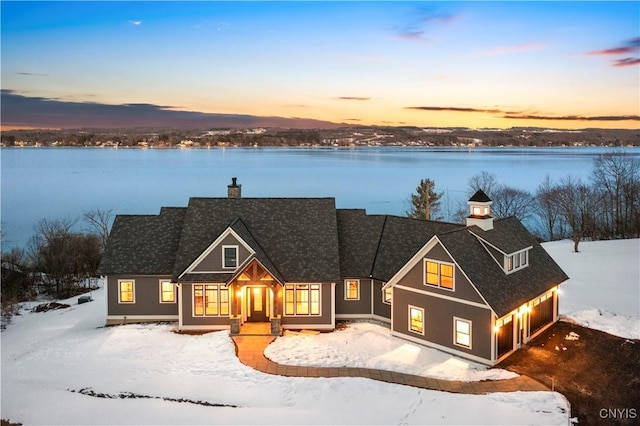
[1,1,638,129]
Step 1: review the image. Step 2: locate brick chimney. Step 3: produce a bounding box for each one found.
[227,177,241,198]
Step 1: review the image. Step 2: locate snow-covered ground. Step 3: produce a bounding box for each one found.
[266,323,517,382]
[543,238,640,340]
[5,237,637,425]
[1,287,568,425]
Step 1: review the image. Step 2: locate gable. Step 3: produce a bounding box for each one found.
[183,228,254,275]
[386,236,489,307]
[438,224,569,317]
[172,197,341,283]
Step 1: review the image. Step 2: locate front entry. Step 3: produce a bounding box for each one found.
[247,287,268,322]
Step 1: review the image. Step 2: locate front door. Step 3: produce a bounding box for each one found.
[247,287,268,322]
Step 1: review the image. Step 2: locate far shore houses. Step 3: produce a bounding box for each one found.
[98,178,568,365]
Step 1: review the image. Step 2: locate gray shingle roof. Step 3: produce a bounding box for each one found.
[336,210,386,278]
[371,216,463,281]
[173,197,341,283]
[471,217,534,254]
[469,189,491,202]
[438,217,569,317]
[98,207,186,275]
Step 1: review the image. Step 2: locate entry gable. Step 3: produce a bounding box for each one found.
[180,227,255,277]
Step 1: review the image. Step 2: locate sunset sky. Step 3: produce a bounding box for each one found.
[1,1,639,129]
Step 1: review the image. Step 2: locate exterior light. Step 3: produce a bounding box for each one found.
[493,325,501,333]
[253,288,260,295]
[236,291,242,297]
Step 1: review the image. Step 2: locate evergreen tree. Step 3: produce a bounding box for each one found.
[406,178,443,220]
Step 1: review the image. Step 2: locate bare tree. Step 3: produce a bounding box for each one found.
[467,171,500,197]
[591,152,640,238]
[491,186,534,222]
[83,208,114,251]
[534,176,566,241]
[556,175,601,252]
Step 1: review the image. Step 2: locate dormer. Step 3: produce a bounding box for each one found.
[466,189,493,231]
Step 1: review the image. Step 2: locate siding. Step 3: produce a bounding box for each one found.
[397,242,486,305]
[393,287,493,360]
[281,282,333,327]
[107,275,178,317]
[372,280,391,319]
[180,283,231,326]
[192,234,252,272]
[335,279,372,315]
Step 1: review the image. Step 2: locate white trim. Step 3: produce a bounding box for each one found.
[344,279,360,301]
[504,248,531,275]
[331,282,336,330]
[382,235,495,313]
[390,330,494,366]
[118,279,135,304]
[370,280,374,314]
[107,315,178,323]
[283,283,322,317]
[335,313,391,324]
[282,323,335,331]
[159,280,177,304]
[177,283,183,329]
[408,305,425,335]
[179,228,255,278]
[394,284,491,310]
[192,284,230,317]
[178,324,229,332]
[222,245,239,269]
[383,286,392,305]
[423,258,455,291]
[453,317,472,350]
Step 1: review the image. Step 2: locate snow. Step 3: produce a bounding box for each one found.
[543,238,640,340]
[265,323,517,382]
[1,286,569,425]
[7,237,636,425]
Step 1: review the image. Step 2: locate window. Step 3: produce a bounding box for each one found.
[193,284,229,316]
[383,287,392,304]
[222,246,238,269]
[284,284,320,316]
[505,249,529,274]
[345,279,359,300]
[118,280,135,303]
[409,306,424,335]
[160,280,176,303]
[454,318,472,349]
[424,260,455,290]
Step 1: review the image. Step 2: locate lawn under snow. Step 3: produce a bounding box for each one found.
[265,323,517,382]
[6,238,635,425]
[543,238,640,340]
[1,287,569,425]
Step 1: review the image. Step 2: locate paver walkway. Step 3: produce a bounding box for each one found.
[231,335,549,394]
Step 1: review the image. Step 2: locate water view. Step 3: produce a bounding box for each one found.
[2,146,638,249]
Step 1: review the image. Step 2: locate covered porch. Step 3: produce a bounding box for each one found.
[229,259,283,336]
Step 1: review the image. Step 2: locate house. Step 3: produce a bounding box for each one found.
[98,179,568,365]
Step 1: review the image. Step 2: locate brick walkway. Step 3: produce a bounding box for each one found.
[231,335,549,394]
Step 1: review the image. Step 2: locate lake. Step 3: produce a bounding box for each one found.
[2,146,638,250]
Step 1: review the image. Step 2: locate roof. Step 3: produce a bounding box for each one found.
[438,217,569,317]
[469,189,492,202]
[98,207,186,275]
[336,210,386,278]
[371,216,463,281]
[172,197,341,283]
[470,217,534,254]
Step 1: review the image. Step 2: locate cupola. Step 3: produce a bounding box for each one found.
[466,189,493,231]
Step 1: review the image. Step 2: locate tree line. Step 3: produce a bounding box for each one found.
[1,209,113,326]
[407,151,640,252]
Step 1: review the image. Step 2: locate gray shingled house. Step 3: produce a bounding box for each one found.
[98,180,568,365]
